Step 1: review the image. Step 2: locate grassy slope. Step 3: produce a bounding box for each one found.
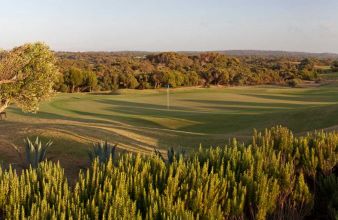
[1,78,338,176]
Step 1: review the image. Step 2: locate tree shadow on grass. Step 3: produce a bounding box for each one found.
[92,99,291,135]
[97,99,195,112]
[6,105,231,153]
[7,94,338,158]
[7,108,167,151]
[93,98,338,135]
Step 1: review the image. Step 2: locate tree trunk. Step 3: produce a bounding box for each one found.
[0,99,10,113]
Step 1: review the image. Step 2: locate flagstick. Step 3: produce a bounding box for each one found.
[167,84,170,110]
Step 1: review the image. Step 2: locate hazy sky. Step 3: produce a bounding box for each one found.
[1,0,338,52]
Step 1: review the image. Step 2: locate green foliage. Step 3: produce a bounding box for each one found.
[287,78,301,87]
[55,52,319,92]
[89,141,117,163]
[332,60,338,68]
[318,174,338,219]
[119,72,139,89]
[0,42,59,113]
[65,67,84,92]
[0,162,70,219]
[298,58,318,80]
[167,147,185,164]
[330,60,338,73]
[24,137,53,168]
[0,126,337,219]
[83,70,98,92]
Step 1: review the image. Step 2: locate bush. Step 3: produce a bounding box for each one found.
[318,175,338,219]
[287,78,301,87]
[0,126,337,219]
[55,52,322,93]
[88,141,117,163]
[24,137,53,168]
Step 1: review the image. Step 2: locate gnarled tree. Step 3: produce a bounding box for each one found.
[0,42,59,113]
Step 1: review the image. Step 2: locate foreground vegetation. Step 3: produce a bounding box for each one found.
[0,126,337,219]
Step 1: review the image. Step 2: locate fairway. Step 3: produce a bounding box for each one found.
[1,83,338,174]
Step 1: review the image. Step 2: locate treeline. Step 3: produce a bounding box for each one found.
[0,126,337,219]
[53,52,328,92]
[332,60,338,72]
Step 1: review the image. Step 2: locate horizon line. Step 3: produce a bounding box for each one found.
[53,49,338,55]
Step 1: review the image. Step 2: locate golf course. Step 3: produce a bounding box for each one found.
[2,2,338,218]
[1,76,338,176]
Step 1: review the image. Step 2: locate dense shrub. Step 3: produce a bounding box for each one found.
[287,78,302,87]
[0,162,70,219]
[0,126,337,219]
[55,52,320,91]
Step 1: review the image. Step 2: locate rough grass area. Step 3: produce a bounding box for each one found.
[1,81,338,175]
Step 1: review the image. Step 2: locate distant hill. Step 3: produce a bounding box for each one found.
[216,50,338,59]
[178,50,338,59]
[56,50,338,59]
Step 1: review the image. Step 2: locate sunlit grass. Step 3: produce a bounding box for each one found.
[1,83,338,174]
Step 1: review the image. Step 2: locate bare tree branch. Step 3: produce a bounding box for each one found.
[0,76,17,85]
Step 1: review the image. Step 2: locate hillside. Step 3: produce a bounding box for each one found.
[55,50,338,59]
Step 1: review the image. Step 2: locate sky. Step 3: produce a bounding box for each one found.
[1,0,338,53]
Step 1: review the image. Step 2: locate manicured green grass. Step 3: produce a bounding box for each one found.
[1,83,338,174]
